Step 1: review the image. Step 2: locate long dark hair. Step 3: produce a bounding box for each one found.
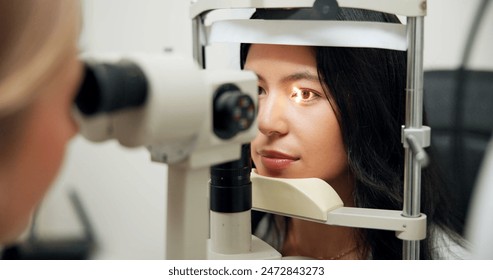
[241,8,464,259]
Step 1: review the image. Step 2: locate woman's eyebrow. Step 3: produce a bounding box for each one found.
[252,71,319,84]
[281,71,319,83]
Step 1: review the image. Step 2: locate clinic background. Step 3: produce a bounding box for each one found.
[23,0,493,259]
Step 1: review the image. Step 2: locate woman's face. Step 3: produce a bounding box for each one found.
[245,44,351,193]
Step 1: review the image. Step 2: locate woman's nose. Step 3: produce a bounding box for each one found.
[257,92,289,136]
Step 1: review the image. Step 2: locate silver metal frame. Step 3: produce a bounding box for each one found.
[403,16,426,260]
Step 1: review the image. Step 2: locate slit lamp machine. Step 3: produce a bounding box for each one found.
[74,0,429,260]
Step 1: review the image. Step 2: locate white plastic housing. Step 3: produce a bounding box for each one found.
[75,53,258,165]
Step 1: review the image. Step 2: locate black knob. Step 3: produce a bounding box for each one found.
[213,84,255,139]
[313,0,339,20]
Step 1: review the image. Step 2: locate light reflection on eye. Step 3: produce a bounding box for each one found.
[292,87,303,103]
[292,86,318,103]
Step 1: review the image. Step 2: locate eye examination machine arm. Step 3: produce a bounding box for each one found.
[74,53,258,259]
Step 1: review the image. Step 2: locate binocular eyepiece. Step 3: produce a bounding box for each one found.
[75,60,148,116]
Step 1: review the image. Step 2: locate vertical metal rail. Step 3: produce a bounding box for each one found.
[192,17,206,68]
[403,16,425,260]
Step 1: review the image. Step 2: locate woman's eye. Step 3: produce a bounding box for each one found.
[258,86,266,95]
[291,87,320,103]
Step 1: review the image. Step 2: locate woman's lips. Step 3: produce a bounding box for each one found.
[259,150,299,171]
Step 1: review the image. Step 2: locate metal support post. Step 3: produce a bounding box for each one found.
[403,16,425,260]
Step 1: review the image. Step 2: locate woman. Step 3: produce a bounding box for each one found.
[0,0,82,244]
[242,8,466,259]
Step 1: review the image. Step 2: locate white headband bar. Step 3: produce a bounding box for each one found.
[207,19,407,51]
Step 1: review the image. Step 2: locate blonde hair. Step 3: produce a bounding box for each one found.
[0,0,80,118]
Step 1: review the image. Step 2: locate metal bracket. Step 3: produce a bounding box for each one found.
[402,125,431,166]
[401,125,431,148]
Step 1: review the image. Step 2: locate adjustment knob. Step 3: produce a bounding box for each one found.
[213,84,255,139]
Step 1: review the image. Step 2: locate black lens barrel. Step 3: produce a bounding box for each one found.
[75,60,148,116]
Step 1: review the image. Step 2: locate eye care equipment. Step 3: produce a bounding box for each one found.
[74,53,258,260]
[75,0,429,260]
[194,0,429,260]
